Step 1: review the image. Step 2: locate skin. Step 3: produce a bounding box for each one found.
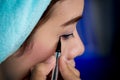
[0,0,84,80]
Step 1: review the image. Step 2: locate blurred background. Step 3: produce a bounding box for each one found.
[75,0,119,80]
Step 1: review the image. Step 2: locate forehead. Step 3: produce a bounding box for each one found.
[60,0,84,11]
[52,0,84,20]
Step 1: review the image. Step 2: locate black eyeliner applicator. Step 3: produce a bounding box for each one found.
[51,40,61,80]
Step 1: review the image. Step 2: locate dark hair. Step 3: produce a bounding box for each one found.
[40,0,60,23]
[19,0,60,54]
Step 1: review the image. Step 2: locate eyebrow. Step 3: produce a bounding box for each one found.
[62,15,83,26]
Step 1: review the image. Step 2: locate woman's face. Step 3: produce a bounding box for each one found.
[33,0,84,61]
[1,0,84,79]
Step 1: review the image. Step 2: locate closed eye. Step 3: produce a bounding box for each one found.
[61,33,74,40]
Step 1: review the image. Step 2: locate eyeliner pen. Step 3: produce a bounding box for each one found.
[51,40,61,80]
[51,52,60,80]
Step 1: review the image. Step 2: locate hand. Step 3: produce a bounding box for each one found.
[59,56,81,80]
[30,56,56,80]
[30,56,81,80]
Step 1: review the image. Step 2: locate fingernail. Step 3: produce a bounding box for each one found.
[45,56,55,63]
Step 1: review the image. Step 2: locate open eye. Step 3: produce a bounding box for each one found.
[61,33,74,40]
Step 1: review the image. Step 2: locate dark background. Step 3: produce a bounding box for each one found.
[75,0,119,80]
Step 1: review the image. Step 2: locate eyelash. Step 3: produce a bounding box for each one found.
[61,33,74,39]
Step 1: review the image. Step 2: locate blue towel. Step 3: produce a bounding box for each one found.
[0,0,51,63]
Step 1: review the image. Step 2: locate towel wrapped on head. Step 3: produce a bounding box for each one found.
[0,0,51,63]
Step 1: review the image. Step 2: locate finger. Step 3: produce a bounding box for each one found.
[30,56,56,80]
[67,59,76,67]
[59,56,80,80]
[67,60,80,78]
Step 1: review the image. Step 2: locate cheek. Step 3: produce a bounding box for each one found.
[29,41,56,63]
[1,42,56,80]
[61,39,73,57]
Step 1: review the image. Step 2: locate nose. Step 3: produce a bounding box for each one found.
[61,28,85,60]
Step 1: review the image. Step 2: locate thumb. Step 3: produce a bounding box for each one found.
[30,56,56,80]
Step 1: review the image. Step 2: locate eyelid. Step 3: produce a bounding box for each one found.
[61,33,74,40]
